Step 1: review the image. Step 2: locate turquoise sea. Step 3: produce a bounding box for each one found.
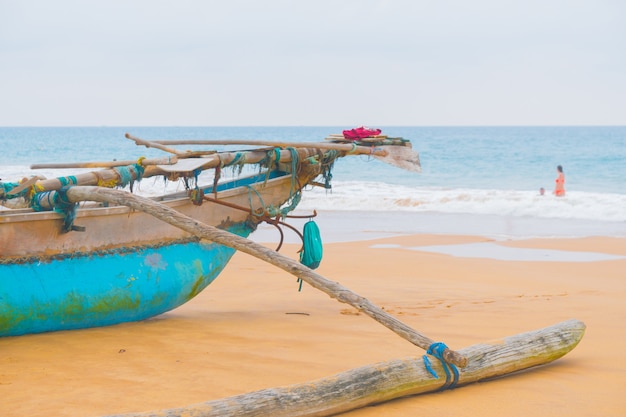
[1,126,625,238]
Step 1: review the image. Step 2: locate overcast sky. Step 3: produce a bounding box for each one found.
[1,0,624,126]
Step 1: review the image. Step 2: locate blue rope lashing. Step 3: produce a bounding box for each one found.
[274,148,281,165]
[57,176,78,187]
[286,147,299,194]
[115,166,134,187]
[226,152,245,166]
[422,342,460,391]
[54,186,78,233]
[1,182,25,199]
[134,163,145,182]
[423,355,437,378]
[224,152,247,175]
[320,149,337,190]
[31,190,55,212]
[114,164,145,190]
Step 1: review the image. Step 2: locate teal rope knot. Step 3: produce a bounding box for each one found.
[286,147,300,194]
[54,186,79,233]
[246,147,302,219]
[320,149,337,190]
[30,191,50,212]
[422,342,459,391]
[134,163,145,181]
[58,176,78,187]
[114,163,145,191]
[1,182,24,199]
[114,166,134,186]
[224,152,247,175]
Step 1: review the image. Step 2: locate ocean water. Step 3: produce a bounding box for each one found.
[1,126,625,239]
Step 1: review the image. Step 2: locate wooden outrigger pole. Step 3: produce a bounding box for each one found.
[64,186,467,367]
[106,319,584,417]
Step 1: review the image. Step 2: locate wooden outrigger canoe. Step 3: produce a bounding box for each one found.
[0,133,419,337]
[1,171,296,337]
[1,132,586,416]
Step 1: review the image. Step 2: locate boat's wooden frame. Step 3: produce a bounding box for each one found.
[0,143,332,337]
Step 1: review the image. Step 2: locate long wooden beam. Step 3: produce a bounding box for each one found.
[64,186,468,367]
[126,134,422,173]
[104,319,584,417]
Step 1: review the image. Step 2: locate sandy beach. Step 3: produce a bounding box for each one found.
[4,0,625,414]
[2,215,625,416]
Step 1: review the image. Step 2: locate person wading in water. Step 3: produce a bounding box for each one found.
[554,165,565,197]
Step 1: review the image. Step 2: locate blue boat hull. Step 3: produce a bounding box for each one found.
[0,223,252,337]
[1,156,328,337]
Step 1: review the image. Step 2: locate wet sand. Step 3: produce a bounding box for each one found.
[2,232,626,416]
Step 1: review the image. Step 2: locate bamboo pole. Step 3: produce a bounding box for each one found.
[64,186,467,367]
[141,136,391,156]
[105,319,585,417]
[125,134,192,156]
[30,156,179,170]
[126,134,422,173]
[16,147,320,194]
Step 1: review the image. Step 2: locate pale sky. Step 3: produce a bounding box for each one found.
[1,0,624,126]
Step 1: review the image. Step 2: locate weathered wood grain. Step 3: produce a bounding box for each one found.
[106,319,584,417]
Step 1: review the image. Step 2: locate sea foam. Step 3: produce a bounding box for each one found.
[296,181,626,223]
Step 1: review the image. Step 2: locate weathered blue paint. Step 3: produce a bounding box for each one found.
[0,223,253,337]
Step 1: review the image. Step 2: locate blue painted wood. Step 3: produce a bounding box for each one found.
[0,223,253,337]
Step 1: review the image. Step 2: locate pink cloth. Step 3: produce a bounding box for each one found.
[342,126,382,140]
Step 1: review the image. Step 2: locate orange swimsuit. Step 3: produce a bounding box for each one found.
[555,173,565,196]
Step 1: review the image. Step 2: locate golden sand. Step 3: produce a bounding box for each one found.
[2,234,625,416]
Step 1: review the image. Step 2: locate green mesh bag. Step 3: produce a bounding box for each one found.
[299,220,323,269]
